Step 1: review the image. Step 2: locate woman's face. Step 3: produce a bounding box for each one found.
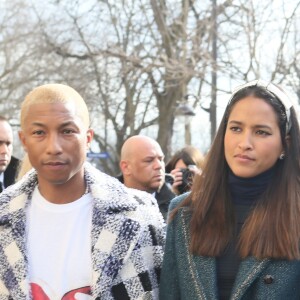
[174,158,187,169]
[224,96,283,178]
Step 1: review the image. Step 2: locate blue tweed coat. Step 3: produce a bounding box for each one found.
[0,163,165,299]
[159,195,300,300]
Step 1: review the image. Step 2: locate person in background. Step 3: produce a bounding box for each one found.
[165,145,204,195]
[0,83,165,299]
[0,116,19,192]
[16,153,32,181]
[160,80,300,299]
[119,135,175,220]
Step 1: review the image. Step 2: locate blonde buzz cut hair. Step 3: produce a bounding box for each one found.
[20,83,90,129]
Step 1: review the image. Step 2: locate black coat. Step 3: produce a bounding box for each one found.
[155,183,176,220]
[4,156,20,188]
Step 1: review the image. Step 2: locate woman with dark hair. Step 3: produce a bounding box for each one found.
[160,80,300,299]
[165,145,204,195]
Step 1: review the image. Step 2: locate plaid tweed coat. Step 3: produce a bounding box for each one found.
[0,162,165,300]
[159,195,300,300]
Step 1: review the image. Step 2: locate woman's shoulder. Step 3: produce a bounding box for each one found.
[169,192,191,211]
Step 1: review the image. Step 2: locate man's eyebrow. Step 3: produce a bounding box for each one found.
[0,139,11,143]
[31,121,46,127]
[59,121,78,127]
[143,155,164,159]
[30,121,78,128]
[143,155,155,159]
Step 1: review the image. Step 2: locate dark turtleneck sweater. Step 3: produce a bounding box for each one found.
[217,167,275,300]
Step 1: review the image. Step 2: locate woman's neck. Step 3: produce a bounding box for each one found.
[228,166,276,205]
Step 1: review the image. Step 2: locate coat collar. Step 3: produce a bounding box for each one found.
[0,162,139,220]
[85,164,147,297]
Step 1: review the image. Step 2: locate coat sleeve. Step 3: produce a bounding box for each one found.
[110,192,166,300]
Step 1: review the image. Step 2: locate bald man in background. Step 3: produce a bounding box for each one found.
[0,116,19,192]
[119,135,175,220]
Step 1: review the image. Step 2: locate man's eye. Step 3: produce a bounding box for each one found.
[33,130,44,135]
[63,129,75,134]
[145,159,153,163]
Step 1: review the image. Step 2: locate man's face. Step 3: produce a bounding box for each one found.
[0,120,13,173]
[19,102,93,189]
[126,141,165,193]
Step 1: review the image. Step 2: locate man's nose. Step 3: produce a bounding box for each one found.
[46,134,63,154]
[154,159,164,169]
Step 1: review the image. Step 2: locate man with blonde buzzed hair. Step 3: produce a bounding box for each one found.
[0,84,165,299]
[119,135,175,220]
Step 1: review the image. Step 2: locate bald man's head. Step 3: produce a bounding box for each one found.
[120,135,161,159]
[0,117,13,174]
[20,83,90,130]
[120,135,165,193]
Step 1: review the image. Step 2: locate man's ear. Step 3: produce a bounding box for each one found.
[18,131,28,153]
[86,128,94,144]
[120,160,131,175]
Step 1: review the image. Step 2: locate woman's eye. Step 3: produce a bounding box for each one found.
[230,126,240,132]
[256,130,271,136]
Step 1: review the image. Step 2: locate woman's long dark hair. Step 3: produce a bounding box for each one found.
[170,85,300,259]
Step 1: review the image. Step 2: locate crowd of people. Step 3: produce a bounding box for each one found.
[0,79,299,299]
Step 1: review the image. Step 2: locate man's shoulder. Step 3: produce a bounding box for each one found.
[4,156,20,186]
[0,169,37,218]
[5,156,20,172]
[127,187,158,208]
[86,163,159,208]
[155,183,175,203]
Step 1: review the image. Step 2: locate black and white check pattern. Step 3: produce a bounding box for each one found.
[0,162,165,299]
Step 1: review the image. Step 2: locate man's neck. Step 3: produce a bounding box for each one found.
[37,174,87,204]
[38,183,87,204]
[123,178,155,194]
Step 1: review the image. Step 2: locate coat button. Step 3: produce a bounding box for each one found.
[263,275,274,284]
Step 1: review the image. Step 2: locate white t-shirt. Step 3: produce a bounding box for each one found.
[26,186,93,300]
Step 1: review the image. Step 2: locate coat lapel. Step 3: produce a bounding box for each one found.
[192,256,219,300]
[180,208,219,300]
[87,171,142,298]
[231,257,270,299]
[179,208,271,300]
[0,192,30,299]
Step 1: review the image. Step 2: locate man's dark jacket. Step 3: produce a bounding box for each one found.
[4,156,20,188]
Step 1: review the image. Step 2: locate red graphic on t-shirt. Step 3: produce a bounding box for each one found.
[31,282,91,300]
